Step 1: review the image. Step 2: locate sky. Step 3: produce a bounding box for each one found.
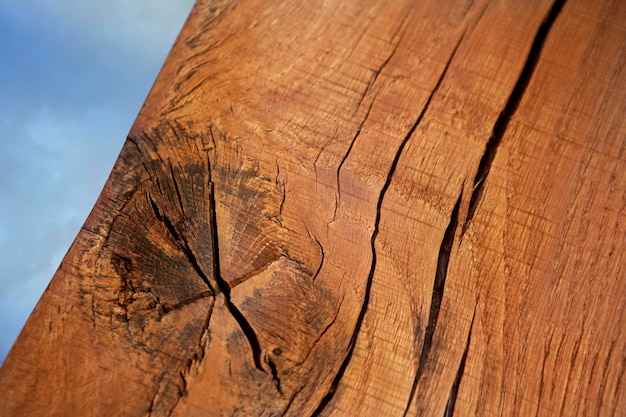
[0,0,195,364]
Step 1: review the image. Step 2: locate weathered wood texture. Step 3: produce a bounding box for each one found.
[1,0,625,415]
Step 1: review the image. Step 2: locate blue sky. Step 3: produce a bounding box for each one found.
[0,0,195,364]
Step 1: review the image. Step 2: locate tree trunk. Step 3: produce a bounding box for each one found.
[1,0,625,415]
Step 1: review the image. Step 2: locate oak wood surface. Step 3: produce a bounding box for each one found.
[1,0,625,415]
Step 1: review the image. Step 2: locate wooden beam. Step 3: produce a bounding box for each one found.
[1,0,625,415]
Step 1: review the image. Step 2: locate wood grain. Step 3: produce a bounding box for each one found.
[1,0,624,415]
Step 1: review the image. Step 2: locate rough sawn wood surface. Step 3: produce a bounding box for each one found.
[1,0,625,415]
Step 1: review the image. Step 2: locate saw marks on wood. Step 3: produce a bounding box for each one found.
[0,0,625,416]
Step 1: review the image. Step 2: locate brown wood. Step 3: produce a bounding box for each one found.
[1,0,625,415]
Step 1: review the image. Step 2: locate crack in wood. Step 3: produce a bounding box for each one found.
[311,30,465,417]
[145,372,167,417]
[273,160,287,226]
[310,234,325,282]
[227,256,283,289]
[206,176,266,373]
[303,221,325,283]
[267,356,283,395]
[147,194,217,296]
[335,93,377,223]
[167,312,214,417]
[335,0,416,222]
[403,189,463,417]
[462,0,567,236]
[353,0,415,114]
[280,294,344,416]
[168,162,187,218]
[162,290,213,313]
[424,190,462,367]
[142,153,269,413]
[443,309,476,417]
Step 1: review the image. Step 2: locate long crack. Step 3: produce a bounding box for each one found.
[147,177,265,373]
[336,94,376,205]
[148,195,216,295]
[443,310,476,417]
[462,0,566,236]
[427,192,462,363]
[206,178,266,373]
[352,0,414,114]
[311,31,465,417]
[403,190,463,417]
